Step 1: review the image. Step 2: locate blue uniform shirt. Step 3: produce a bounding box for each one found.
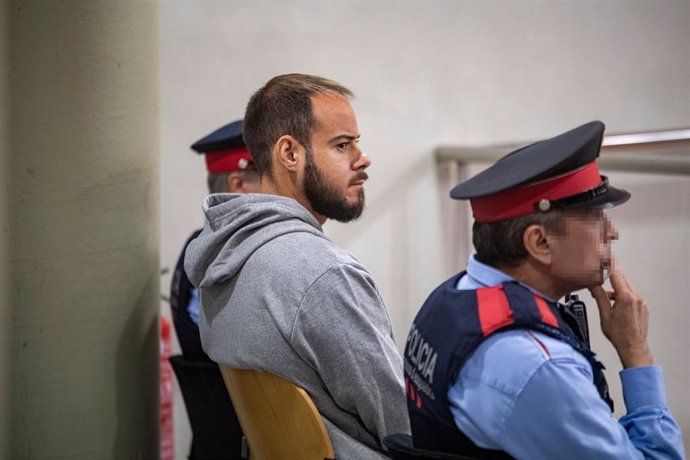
[188,287,200,325]
[450,255,686,459]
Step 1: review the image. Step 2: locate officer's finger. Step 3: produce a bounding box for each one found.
[608,271,629,294]
[612,271,639,300]
[608,253,618,276]
[589,285,612,318]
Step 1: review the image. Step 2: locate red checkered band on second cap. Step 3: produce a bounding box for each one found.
[470,162,603,222]
[204,147,255,173]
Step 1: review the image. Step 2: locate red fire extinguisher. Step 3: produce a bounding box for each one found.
[160,317,174,460]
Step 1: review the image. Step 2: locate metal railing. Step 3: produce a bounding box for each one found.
[435,128,690,175]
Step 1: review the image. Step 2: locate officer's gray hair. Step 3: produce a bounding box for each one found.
[473,211,565,268]
[207,170,260,194]
[243,73,353,180]
[207,173,229,194]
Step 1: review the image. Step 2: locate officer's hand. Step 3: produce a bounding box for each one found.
[588,269,653,368]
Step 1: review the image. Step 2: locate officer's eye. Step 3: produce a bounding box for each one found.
[336,142,349,151]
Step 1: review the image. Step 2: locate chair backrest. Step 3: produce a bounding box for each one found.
[219,366,336,460]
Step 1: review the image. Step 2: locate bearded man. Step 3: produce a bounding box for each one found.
[184,73,410,459]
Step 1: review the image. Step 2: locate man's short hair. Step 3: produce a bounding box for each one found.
[473,211,565,268]
[243,74,353,178]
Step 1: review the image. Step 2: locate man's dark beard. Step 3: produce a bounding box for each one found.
[304,149,365,223]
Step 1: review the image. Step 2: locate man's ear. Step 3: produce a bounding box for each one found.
[275,135,303,172]
[523,224,552,266]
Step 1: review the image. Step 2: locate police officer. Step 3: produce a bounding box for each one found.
[171,119,260,361]
[405,121,685,459]
[169,120,259,460]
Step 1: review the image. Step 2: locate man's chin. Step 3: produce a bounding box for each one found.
[346,189,365,204]
[330,206,364,223]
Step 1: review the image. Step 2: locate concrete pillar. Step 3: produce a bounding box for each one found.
[1,0,9,457]
[5,1,159,458]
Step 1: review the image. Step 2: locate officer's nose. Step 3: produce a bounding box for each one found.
[604,214,619,242]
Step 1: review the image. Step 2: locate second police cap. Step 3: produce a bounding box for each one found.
[190,120,256,173]
[450,121,631,222]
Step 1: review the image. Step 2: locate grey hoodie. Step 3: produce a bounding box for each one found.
[185,193,410,458]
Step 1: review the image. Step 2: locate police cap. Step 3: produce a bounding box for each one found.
[450,121,630,222]
[190,120,256,173]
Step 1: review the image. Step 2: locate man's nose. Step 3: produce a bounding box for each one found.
[354,148,371,170]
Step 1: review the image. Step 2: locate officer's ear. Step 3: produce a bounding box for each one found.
[274,135,304,173]
[226,172,244,193]
[523,224,552,266]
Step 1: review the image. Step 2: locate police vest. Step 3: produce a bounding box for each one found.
[170,229,212,361]
[404,273,612,458]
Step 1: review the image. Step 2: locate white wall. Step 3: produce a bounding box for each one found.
[160,1,690,457]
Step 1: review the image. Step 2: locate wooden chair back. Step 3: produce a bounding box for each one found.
[219,366,335,460]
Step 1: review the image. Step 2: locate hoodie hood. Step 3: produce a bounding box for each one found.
[184,193,325,288]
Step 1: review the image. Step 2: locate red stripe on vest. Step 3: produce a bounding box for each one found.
[534,295,559,328]
[476,286,514,336]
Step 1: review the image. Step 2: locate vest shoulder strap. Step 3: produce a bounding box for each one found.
[475,282,561,337]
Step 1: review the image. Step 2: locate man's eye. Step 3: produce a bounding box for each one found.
[337,143,348,151]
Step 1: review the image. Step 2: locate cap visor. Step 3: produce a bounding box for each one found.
[564,185,631,211]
